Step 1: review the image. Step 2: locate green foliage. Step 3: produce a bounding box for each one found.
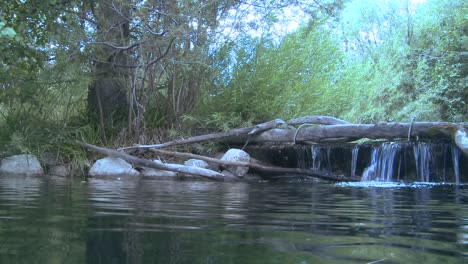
[335,0,466,122]
[193,0,466,126]
[194,23,347,129]
[409,0,467,121]
[0,0,465,167]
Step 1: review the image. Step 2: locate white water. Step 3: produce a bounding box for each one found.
[311,145,331,171]
[361,142,401,182]
[451,145,461,184]
[351,145,359,177]
[413,143,432,182]
[359,142,462,183]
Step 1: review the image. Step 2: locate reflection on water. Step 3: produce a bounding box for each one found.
[0,175,467,264]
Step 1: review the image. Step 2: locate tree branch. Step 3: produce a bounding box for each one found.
[149,148,358,182]
[80,142,224,180]
[119,119,285,150]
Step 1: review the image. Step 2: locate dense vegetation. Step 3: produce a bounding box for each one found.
[0,0,466,165]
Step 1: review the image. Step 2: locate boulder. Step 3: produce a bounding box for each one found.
[141,160,178,179]
[89,157,139,177]
[220,148,250,177]
[221,170,244,181]
[0,154,44,176]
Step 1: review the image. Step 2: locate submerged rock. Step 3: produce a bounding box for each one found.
[221,149,250,177]
[0,154,44,176]
[89,157,139,177]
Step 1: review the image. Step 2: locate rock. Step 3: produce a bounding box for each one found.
[0,154,44,176]
[89,157,139,177]
[220,148,250,177]
[142,160,178,179]
[221,170,243,181]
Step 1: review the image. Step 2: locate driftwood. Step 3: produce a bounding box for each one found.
[149,148,357,182]
[121,117,467,151]
[288,115,350,125]
[80,142,224,181]
[453,127,468,156]
[248,118,286,135]
[227,122,467,144]
[119,119,285,150]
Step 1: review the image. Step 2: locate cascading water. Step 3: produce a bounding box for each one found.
[246,140,465,183]
[359,142,463,183]
[451,146,461,184]
[413,143,432,182]
[361,142,401,182]
[351,145,360,177]
[311,145,331,171]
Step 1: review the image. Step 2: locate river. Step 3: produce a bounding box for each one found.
[0,176,467,263]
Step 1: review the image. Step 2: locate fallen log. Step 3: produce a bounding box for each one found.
[288,115,350,125]
[227,122,467,144]
[248,118,286,135]
[119,119,285,150]
[455,128,468,156]
[80,142,225,181]
[149,148,358,182]
[440,124,468,156]
[122,119,467,151]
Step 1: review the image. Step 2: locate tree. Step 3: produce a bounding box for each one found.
[332,0,466,122]
[87,0,132,142]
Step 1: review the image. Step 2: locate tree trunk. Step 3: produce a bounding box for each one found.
[88,1,131,140]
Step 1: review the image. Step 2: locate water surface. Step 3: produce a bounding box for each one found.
[0,176,467,263]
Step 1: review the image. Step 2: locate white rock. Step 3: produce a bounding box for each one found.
[220,149,250,177]
[0,154,44,176]
[89,157,139,177]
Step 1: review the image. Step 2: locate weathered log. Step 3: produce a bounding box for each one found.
[288,115,350,125]
[119,119,285,150]
[80,142,224,180]
[227,122,466,144]
[248,119,286,135]
[119,119,467,154]
[149,148,357,182]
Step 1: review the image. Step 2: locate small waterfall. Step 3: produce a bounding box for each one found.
[413,143,432,182]
[451,146,461,184]
[351,145,360,177]
[311,145,331,171]
[361,142,401,182]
